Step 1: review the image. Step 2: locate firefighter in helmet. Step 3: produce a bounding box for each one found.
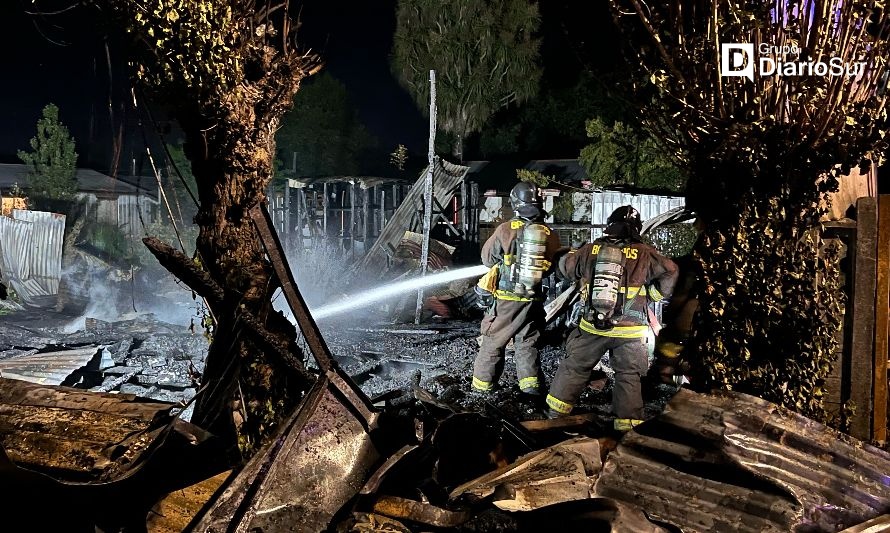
[471,182,562,396]
[546,206,679,430]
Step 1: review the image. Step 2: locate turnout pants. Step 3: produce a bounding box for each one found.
[547,327,649,419]
[472,298,543,393]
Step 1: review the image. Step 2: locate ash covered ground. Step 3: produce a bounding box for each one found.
[0,304,678,427]
[321,318,680,424]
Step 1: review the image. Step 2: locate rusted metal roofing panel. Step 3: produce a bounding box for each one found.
[191,378,381,532]
[594,389,890,532]
[357,158,469,270]
[0,346,99,385]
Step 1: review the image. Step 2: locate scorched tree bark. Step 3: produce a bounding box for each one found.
[93,0,322,455]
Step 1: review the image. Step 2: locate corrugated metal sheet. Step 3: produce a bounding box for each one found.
[117,194,157,235]
[594,389,890,532]
[0,346,99,385]
[0,215,34,297]
[12,210,65,293]
[0,210,65,304]
[357,159,469,270]
[576,191,685,240]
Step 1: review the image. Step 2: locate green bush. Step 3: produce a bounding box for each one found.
[644,223,697,258]
[81,221,140,265]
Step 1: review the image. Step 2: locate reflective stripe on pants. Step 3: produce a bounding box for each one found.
[548,327,649,420]
[472,298,543,390]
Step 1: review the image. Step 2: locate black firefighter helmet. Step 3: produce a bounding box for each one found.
[509,182,543,219]
[605,205,643,238]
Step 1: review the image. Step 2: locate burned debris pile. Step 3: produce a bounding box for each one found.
[1,204,888,532]
[0,377,227,531]
[0,314,208,418]
[188,378,890,532]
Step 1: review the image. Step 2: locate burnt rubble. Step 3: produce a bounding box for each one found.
[2,203,889,532]
[0,313,207,420]
[4,306,889,531]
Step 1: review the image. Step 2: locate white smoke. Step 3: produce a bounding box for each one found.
[58,253,205,333]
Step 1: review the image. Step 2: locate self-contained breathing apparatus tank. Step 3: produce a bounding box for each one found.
[583,242,626,329]
[499,222,552,298]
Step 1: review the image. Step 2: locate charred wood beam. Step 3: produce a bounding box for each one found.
[372,496,470,528]
[143,237,224,304]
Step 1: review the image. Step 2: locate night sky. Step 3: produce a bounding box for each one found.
[0,1,430,170]
[0,1,616,172]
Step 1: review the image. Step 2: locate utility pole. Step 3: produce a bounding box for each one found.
[415,70,437,324]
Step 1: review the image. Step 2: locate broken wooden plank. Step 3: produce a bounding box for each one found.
[838,513,890,533]
[0,378,170,420]
[146,470,232,533]
[372,495,470,528]
[449,437,601,512]
[520,413,603,432]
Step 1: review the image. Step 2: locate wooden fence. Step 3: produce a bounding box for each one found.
[825,195,890,443]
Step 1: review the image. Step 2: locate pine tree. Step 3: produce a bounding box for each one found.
[17,104,78,201]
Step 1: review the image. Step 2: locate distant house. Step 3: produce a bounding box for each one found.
[0,164,159,233]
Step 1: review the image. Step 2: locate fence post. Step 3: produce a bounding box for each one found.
[415,69,437,324]
[874,195,890,443]
[850,196,878,440]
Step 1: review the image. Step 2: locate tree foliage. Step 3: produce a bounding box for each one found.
[276,72,376,177]
[392,0,542,157]
[610,0,889,420]
[17,104,78,202]
[164,141,200,224]
[579,117,685,191]
[389,144,409,172]
[516,168,552,187]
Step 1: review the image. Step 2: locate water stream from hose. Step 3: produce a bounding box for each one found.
[311,264,489,321]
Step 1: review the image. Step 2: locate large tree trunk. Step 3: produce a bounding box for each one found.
[96,0,321,457]
[179,125,309,453]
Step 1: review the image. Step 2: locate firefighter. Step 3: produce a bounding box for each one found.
[471,182,562,396]
[649,218,706,385]
[546,206,679,430]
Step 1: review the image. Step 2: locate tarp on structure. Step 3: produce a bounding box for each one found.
[0,210,65,305]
